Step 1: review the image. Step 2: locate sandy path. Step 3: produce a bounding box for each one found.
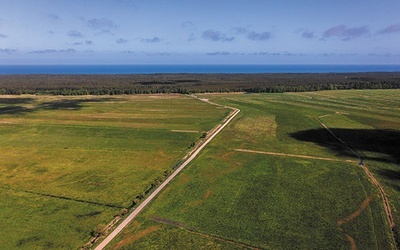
[360,164,395,229]
[234,148,356,163]
[337,196,375,250]
[171,129,200,133]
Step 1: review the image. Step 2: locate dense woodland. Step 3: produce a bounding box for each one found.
[0,72,399,95]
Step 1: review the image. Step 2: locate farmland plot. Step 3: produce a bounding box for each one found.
[0,94,229,249]
[107,90,399,249]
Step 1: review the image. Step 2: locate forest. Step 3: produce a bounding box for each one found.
[0,72,399,95]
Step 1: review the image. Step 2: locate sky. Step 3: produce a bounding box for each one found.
[0,0,399,65]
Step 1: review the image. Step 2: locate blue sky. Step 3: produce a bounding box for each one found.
[0,0,399,64]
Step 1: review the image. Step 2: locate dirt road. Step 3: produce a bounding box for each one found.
[234,148,356,163]
[94,103,240,250]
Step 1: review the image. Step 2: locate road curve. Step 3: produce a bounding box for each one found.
[94,105,240,250]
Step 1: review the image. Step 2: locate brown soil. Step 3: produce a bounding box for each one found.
[345,234,357,250]
[204,189,212,198]
[113,225,161,250]
[177,173,190,185]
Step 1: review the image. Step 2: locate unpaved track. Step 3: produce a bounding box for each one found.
[337,196,375,250]
[234,148,356,163]
[360,164,395,229]
[94,101,240,250]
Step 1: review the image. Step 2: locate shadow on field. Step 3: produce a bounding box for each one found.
[0,98,115,115]
[376,169,400,195]
[291,128,400,188]
[376,169,400,181]
[0,98,35,115]
[0,106,32,115]
[290,128,400,163]
[375,169,400,190]
[0,97,34,104]
[38,98,115,110]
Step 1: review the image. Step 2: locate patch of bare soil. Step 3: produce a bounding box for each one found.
[204,189,212,198]
[113,225,161,250]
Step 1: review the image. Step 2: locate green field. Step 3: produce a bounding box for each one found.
[0,94,230,249]
[107,90,399,249]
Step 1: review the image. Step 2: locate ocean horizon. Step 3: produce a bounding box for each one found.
[0,64,399,75]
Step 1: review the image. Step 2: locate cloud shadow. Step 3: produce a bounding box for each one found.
[0,97,34,105]
[290,128,400,163]
[1,97,116,115]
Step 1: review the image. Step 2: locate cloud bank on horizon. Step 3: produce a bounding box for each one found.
[0,0,399,64]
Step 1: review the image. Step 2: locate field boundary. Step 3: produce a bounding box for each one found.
[91,97,240,250]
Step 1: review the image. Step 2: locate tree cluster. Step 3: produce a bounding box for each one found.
[0,72,399,95]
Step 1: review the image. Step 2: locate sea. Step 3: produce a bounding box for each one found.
[0,64,399,74]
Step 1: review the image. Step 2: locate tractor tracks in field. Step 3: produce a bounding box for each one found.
[316,113,397,249]
[150,216,263,250]
[91,96,240,250]
[360,163,396,229]
[337,196,375,250]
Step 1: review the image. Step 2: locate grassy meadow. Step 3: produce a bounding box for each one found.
[107,90,399,249]
[0,94,230,249]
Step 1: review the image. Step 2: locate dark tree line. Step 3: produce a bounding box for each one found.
[0,72,399,95]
